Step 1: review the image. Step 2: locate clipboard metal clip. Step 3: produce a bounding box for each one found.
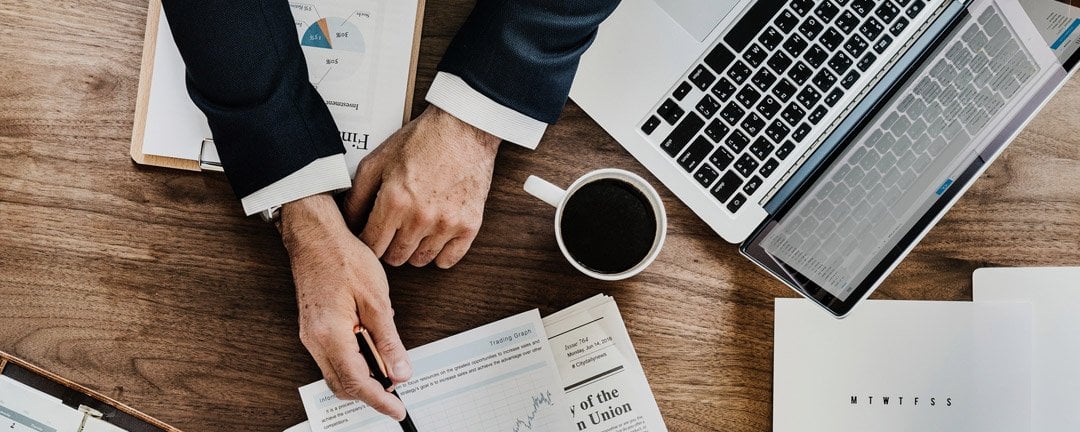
[199,139,225,172]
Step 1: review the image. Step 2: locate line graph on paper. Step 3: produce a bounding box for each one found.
[333,363,566,432]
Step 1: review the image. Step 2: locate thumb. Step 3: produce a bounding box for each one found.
[343,157,383,233]
[361,301,412,385]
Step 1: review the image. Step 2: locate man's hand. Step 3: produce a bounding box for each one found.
[280,193,413,420]
[343,105,501,269]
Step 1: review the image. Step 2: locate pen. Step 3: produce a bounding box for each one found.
[356,326,418,432]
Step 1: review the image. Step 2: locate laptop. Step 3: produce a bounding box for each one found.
[570,0,1080,316]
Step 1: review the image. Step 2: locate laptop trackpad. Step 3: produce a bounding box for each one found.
[653,0,741,42]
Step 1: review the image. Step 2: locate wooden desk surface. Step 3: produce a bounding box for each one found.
[2,1,1079,430]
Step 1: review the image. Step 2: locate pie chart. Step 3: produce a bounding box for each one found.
[301,18,365,53]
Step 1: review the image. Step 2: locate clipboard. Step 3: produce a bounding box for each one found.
[0,351,180,432]
[129,0,426,172]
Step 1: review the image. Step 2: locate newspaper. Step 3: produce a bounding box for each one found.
[297,296,667,432]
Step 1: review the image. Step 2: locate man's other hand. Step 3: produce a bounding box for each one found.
[343,105,501,269]
[280,194,412,420]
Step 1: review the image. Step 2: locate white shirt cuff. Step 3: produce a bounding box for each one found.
[425,72,548,149]
[240,154,352,216]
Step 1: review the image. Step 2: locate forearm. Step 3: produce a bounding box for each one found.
[161,0,344,198]
[438,0,623,124]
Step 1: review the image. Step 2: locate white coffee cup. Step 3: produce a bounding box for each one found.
[523,169,667,281]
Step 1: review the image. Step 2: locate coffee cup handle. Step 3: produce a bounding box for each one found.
[524,176,566,208]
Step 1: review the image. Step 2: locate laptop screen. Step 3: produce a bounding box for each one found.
[741,0,1074,316]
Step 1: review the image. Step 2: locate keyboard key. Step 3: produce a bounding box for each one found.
[727,193,748,212]
[712,78,737,100]
[757,95,782,119]
[808,106,828,124]
[790,0,814,15]
[874,35,894,54]
[734,154,760,177]
[851,0,874,16]
[751,69,777,91]
[820,28,844,50]
[776,141,796,160]
[725,129,751,153]
[804,45,829,68]
[720,103,747,125]
[782,34,809,58]
[745,44,769,67]
[824,88,844,106]
[844,34,869,58]
[749,137,775,160]
[673,81,693,101]
[857,52,878,71]
[772,79,797,101]
[907,0,926,18]
[874,2,900,23]
[696,94,722,118]
[828,51,854,75]
[789,62,813,85]
[727,61,752,84]
[774,9,799,32]
[759,158,780,177]
[767,51,793,74]
[815,1,840,23]
[792,123,812,142]
[642,116,661,135]
[812,69,837,92]
[860,18,885,40]
[781,103,806,126]
[841,70,861,89]
[689,65,717,90]
[704,119,729,142]
[658,98,685,125]
[710,171,743,203]
[660,112,704,156]
[890,17,910,35]
[765,119,790,143]
[799,16,824,40]
[837,10,861,33]
[741,112,767,136]
[759,27,784,50]
[710,146,736,170]
[725,0,785,53]
[678,136,714,172]
[694,164,720,187]
[736,86,761,108]
[743,176,764,195]
[704,44,735,73]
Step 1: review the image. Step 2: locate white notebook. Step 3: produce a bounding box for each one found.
[773,298,1032,432]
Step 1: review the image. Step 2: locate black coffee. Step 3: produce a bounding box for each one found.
[560,179,658,274]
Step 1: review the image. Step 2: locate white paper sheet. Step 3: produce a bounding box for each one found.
[974,267,1080,431]
[142,0,418,175]
[299,310,573,432]
[284,421,312,432]
[773,298,1032,432]
[0,376,83,432]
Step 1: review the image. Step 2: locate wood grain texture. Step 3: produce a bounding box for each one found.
[1,1,1079,431]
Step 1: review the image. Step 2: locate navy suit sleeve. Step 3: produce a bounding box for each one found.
[161,0,344,198]
[438,0,622,124]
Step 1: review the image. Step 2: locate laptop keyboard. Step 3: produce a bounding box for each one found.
[641,0,931,215]
[761,4,1040,297]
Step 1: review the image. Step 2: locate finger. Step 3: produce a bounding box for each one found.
[360,302,412,385]
[383,225,428,267]
[407,232,455,267]
[343,159,383,233]
[434,236,475,269]
[359,193,403,258]
[323,323,407,420]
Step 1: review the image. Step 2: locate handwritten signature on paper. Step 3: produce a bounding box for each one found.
[511,391,556,432]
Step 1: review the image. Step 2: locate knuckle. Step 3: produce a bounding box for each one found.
[335,378,369,400]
